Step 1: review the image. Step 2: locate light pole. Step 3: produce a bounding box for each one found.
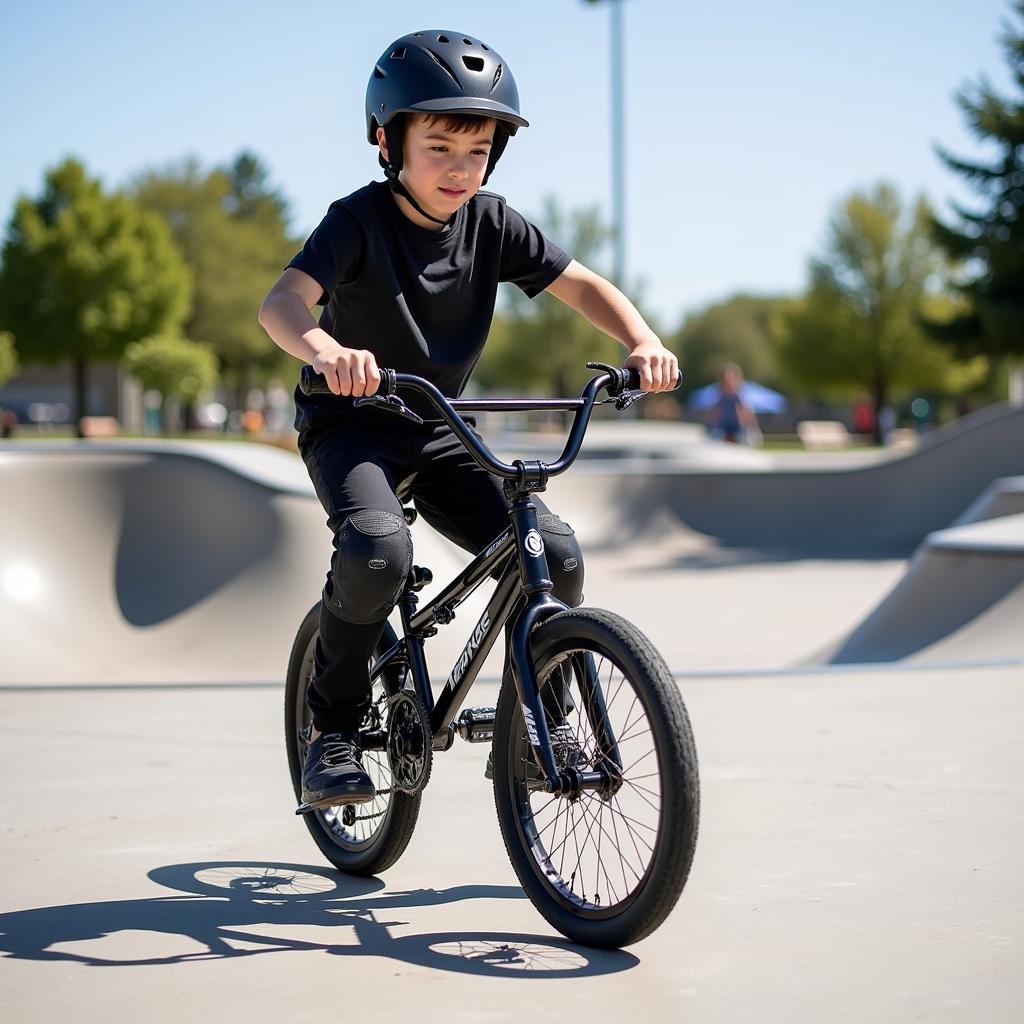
[584,0,627,288]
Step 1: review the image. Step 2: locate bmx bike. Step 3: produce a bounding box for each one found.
[285,362,699,948]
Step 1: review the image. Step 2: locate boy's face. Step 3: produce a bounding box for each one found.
[380,114,496,226]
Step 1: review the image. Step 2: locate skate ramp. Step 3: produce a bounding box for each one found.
[4,421,1023,686]
[541,403,1024,555]
[952,475,1024,527]
[0,443,331,684]
[815,512,1024,666]
[0,441,489,686]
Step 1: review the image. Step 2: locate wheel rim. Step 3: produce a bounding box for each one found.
[294,633,399,851]
[509,647,663,918]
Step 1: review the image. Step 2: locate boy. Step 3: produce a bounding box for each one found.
[258,30,678,810]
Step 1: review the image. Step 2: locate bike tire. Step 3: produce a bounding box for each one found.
[285,604,422,876]
[492,607,699,948]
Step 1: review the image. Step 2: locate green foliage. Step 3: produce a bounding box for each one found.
[128,152,299,387]
[930,1,1024,359]
[476,197,624,395]
[0,157,190,432]
[0,331,17,387]
[669,293,787,395]
[0,157,190,370]
[777,184,983,419]
[124,335,219,404]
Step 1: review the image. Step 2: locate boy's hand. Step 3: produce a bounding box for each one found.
[624,340,680,392]
[313,344,381,397]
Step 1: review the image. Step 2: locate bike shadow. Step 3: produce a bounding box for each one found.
[0,861,638,978]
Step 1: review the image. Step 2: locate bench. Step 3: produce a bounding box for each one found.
[796,420,851,450]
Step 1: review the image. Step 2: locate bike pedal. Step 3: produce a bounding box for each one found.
[295,802,315,815]
[456,707,497,743]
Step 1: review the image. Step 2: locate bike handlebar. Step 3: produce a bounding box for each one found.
[298,363,681,487]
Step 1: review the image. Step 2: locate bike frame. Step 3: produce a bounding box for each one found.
[371,498,566,774]
[301,363,658,796]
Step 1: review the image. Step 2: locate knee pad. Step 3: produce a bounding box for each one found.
[539,512,584,608]
[325,509,412,625]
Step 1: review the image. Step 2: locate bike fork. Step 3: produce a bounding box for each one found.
[505,494,620,799]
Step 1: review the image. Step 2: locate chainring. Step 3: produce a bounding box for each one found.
[386,691,433,795]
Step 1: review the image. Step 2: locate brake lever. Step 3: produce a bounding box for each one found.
[614,389,646,412]
[353,393,425,425]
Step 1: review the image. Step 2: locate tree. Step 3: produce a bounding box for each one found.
[129,153,298,407]
[0,158,190,435]
[225,151,290,223]
[124,335,219,434]
[930,1,1024,403]
[476,197,629,397]
[0,331,17,388]
[670,293,788,398]
[777,183,986,442]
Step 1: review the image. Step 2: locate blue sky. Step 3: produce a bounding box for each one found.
[0,0,1015,329]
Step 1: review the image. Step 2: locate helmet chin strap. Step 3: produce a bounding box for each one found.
[379,156,452,227]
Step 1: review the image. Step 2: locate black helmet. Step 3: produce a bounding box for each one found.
[366,30,527,190]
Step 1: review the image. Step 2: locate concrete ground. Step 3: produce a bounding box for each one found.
[3,426,1022,1021]
[2,663,1022,1022]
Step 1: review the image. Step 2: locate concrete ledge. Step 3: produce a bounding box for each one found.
[817,512,1024,665]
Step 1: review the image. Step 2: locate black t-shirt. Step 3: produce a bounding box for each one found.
[287,180,571,427]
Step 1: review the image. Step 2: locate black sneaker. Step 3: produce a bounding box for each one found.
[301,730,375,808]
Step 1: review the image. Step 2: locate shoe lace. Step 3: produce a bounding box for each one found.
[320,733,360,768]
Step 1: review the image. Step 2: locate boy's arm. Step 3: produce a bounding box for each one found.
[258,269,380,396]
[545,259,678,392]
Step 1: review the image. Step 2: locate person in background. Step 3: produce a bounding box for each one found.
[852,395,876,439]
[710,363,756,444]
[0,407,16,439]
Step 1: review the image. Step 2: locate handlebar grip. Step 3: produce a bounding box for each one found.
[622,367,683,391]
[299,365,332,396]
[299,364,398,397]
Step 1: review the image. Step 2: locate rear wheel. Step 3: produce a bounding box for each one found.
[493,608,699,948]
[285,604,422,875]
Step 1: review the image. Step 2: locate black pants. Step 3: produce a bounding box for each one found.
[298,409,585,732]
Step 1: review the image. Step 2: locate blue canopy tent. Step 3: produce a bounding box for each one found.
[687,380,788,414]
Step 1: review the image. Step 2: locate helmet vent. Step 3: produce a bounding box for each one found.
[425,48,463,90]
[373,65,386,79]
[481,43,489,51]
[390,47,406,59]
[437,34,450,43]
[462,55,484,72]
[490,63,503,93]
[462,37,473,45]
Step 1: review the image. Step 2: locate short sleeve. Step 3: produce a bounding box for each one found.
[286,203,364,305]
[499,206,572,298]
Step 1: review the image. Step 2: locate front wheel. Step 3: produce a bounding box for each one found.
[492,608,699,948]
[285,604,422,875]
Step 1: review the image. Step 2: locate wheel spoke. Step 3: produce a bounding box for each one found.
[575,795,644,887]
[619,777,662,814]
[619,744,657,777]
[580,795,622,904]
[606,791,639,891]
[606,796,658,845]
[614,720,653,747]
